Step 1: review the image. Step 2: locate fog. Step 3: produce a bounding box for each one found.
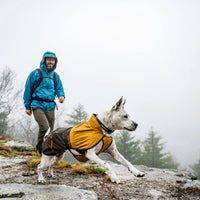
[0,0,200,167]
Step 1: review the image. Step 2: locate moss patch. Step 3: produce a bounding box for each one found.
[89,166,106,174]
[0,192,25,198]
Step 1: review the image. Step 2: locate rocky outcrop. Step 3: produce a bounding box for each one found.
[0,138,200,199]
[2,139,35,151]
[0,184,97,200]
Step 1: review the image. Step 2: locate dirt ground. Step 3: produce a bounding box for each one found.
[0,155,200,200]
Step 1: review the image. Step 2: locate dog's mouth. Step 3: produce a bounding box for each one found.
[124,123,138,131]
[124,127,135,131]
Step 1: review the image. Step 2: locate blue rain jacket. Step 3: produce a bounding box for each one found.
[23,51,65,111]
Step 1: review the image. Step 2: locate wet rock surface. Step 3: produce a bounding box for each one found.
[2,140,35,151]
[0,183,97,200]
[0,155,200,200]
[0,139,200,200]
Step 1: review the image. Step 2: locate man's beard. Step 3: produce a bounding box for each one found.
[46,64,54,71]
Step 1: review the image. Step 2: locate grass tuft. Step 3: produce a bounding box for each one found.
[71,163,89,174]
[0,137,36,157]
[0,150,9,156]
[26,157,41,168]
[0,144,12,152]
[0,135,11,143]
[89,166,106,174]
[56,160,72,168]
[71,163,106,175]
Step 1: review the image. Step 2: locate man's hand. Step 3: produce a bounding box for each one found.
[26,109,32,116]
[59,96,65,103]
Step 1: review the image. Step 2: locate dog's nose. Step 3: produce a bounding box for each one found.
[134,122,138,129]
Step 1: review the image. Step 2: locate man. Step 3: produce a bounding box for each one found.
[23,51,65,155]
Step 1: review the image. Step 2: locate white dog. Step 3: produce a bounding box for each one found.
[37,97,145,183]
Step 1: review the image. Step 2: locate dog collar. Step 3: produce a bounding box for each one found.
[94,114,114,134]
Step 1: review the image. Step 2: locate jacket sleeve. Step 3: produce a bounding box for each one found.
[55,74,65,98]
[23,70,38,110]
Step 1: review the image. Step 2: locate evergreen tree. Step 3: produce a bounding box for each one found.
[65,104,89,126]
[0,111,8,135]
[190,158,200,180]
[142,128,178,169]
[115,130,143,165]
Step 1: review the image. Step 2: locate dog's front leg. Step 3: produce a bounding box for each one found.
[107,142,145,177]
[86,149,120,183]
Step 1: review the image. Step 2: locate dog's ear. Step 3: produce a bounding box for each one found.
[111,96,123,111]
[123,99,126,106]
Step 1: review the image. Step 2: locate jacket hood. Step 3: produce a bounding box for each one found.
[40,51,58,72]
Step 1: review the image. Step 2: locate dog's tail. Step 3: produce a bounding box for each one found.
[43,128,51,141]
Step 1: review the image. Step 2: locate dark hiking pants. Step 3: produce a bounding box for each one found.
[33,108,55,153]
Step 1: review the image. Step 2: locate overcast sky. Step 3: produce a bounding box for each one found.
[0,0,200,167]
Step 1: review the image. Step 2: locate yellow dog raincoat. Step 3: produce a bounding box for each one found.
[42,114,113,162]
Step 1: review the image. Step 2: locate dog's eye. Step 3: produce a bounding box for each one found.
[123,115,128,119]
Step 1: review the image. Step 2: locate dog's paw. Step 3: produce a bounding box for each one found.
[110,177,120,184]
[47,173,55,178]
[38,177,46,183]
[109,174,120,184]
[134,171,145,177]
[129,168,145,177]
